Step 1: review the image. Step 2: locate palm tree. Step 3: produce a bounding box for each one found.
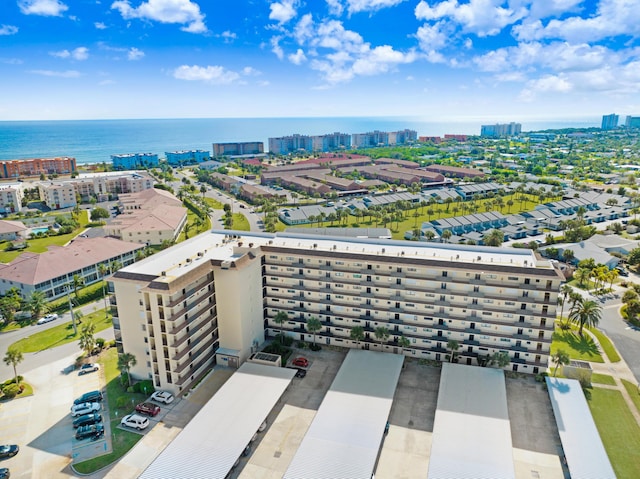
[569,299,602,336]
[551,349,570,377]
[26,290,48,321]
[374,326,390,350]
[483,229,504,247]
[109,260,122,274]
[573,267,590,288]
[350,326,365,348]
[71,274,84,302]
[425,230,436,241]
[446,339,460,363]
[78,323,96,361]
[397,336,410,353]
[273,311,288,342]
[3,347,23,386]
[441,230,452,243]
[306,316,322,347]
[117,352,137,386]
[558,284,573,322]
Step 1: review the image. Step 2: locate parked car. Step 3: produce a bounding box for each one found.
[258,420,267,433]
[150,391,174,404]
[73,390,103,405]
[286,366,306,378]
[72,413,102,429]
[71,402,101,417]
[36,313,58,325]
[120,414,150,430]
[75,424,104,441]
[135,402,161,417]
[292,357,309,368]
[0,467,9,478]
[0,445,18,459]
[78,363,100,376]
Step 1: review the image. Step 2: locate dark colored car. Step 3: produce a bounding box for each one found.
[286,367,306,378]
[0,467,9,479]
[75,424,105,441]
[292,357,309,368]
[72,413,103,429]
[73,390,103,405]
[0,445,18,459]
[135,402,161,417]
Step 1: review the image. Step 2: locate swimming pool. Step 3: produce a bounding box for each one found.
[30,227,50,234]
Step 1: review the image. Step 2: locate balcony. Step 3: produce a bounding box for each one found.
[171,317,216,349]
[169,306,216,336]
[173,334,218,373]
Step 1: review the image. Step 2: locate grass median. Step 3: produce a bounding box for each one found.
[551,327,604,363]
[10,309,112,353]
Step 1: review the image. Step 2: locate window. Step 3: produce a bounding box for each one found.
[442,271,448,277]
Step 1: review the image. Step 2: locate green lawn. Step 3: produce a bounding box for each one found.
[203,197,224,210]
[177,209,211,242]
[73,348,144,474]
[591,373,616,385]
[622,379,640,415]
[585,325,621,362]
[551,328,604,363]
[232,213,250,231]
[587,387,640,479]
[10,309,112,353]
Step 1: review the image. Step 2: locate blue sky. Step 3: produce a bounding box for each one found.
[0,0,638,121]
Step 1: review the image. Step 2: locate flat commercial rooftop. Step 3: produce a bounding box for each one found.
[546,377,615,479]
[284,349,404,479]
[139,363,295,479]
[427,363,515,479]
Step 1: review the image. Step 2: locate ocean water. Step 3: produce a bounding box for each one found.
[0,117,599,165]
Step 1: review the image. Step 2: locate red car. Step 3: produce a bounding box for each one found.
[135,402,161,417]
[292,357,309,368]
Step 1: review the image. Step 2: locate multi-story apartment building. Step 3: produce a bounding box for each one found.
[0,183,25,214]
[38,172,154,207]
[38,182,77,209]
[480,123,522,138]
[311,132,351,152]
[165,150,209,165]
[111,153,159,170]
[0,157,76,179]
[352,130,390,148]
[268,134,314,155]
[625,116,640,129]
[212,142,264,157]
[601,114,619,130]
[112,231,562,395]
[388,129,418,145]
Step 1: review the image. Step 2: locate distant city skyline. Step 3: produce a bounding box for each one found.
[1,0,639,121]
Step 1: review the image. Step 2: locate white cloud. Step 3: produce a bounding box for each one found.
[173,65,240,84]
[30,69,81,78]
[18,0,68,16]
[111,0,207,33]
[95,22,107,29]
[519,74,573,101]
[242,66,261,76]
[271,36,284,60]
[415,21,448,52]
[128,47,144,60]
[269,0,297,24]
[527,0,583,20]
[346,0,405,15]
[326,0,343,16]
[0,25,18,35]
[1,58,24,65]
[220,30,237,43]
[294,14,314,44]
[352,44,416,75]
[50,47,89,61]
[415,0,527,37]
[288,48,307,65]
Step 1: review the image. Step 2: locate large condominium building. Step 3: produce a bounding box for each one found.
[311,132,351,152]
[480,123,522,138]
[601,114,619,130]
[352,130,390,148]
[165,150,209,165]
[112,230,562,395]
[0,157,76,179]
[0,183,25,214]
[625,116,640,129]
[37,182,77,209]
[268,134,314,155]
[111,153,159,170]
[212,142,264,157]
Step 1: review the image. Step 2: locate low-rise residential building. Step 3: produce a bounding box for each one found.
[38,182,77,209]
[0,220,27,241]
[105,189,187,246]
[0,183,25,214]
[111,153,159,170]
[0,157,76,179]
[0,237,142,300]
[425,164,486,179]
[111,230,562,395]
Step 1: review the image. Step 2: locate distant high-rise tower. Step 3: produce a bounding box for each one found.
[601,114,618,130]
[625,116,640,129]
[480,122,521,138]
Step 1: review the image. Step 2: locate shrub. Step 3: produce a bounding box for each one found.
[296,341,307,349]
[104,339,116,349]
[116,396,129,409]
[120,373,130,389]
[310,344,322,351]
[95,337,105,349]
[2,384,20,399]
[137,379,154,395]
[2,376,23,386]
[281,335,294,347]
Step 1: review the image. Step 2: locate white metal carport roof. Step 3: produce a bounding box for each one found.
[139,363,295,479]
[284,349,404,479]
[546,377,615,479]
[427,363,515,479]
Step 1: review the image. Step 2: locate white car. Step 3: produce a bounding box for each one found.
[71,402,101,417]
[150,391,174,404]
[37,313,58,325]
[120,414,150,430]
